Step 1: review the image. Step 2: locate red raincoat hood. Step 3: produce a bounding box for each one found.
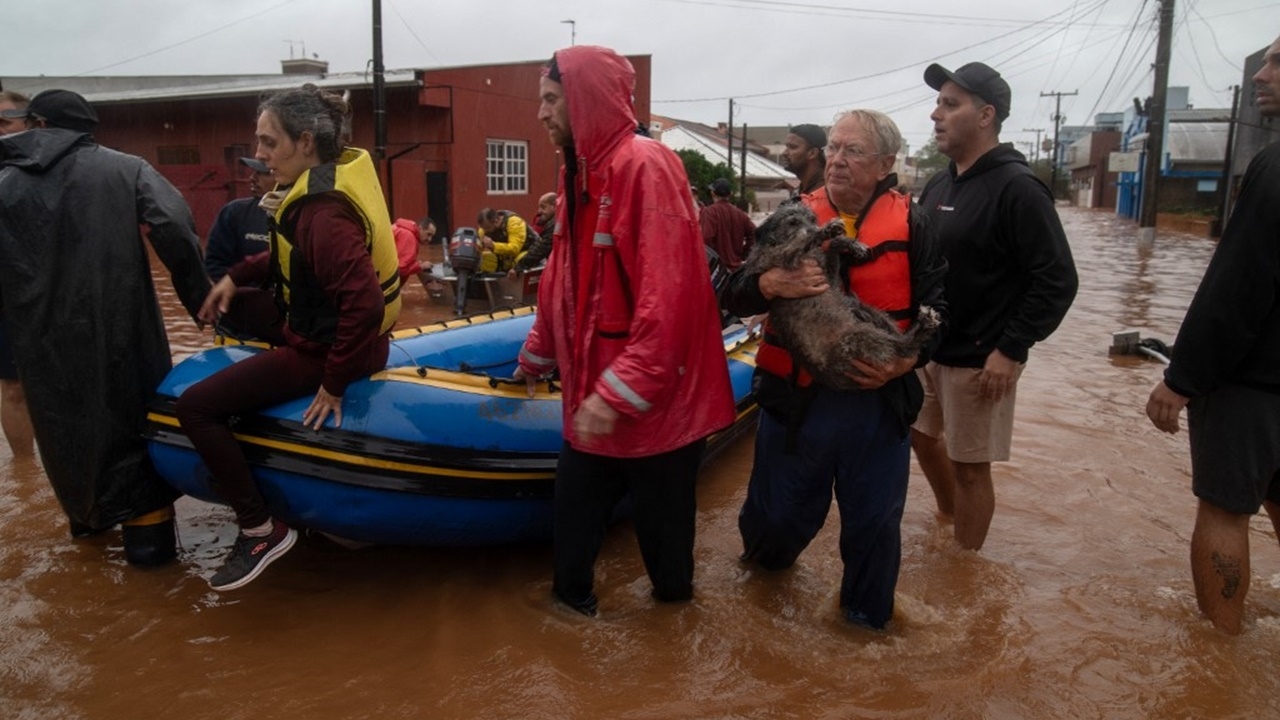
[553,46,638,162]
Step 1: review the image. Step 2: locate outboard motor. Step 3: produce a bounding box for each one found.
[448,227,482,316]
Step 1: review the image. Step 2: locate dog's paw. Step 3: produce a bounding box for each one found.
[917,305,941,329]
[829,236,872,263]
[818,218,845,241]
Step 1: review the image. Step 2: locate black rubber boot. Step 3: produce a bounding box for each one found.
[122,517,177,567]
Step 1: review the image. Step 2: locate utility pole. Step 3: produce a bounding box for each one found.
[1039,90,1077,198]
[1139,0,1175,242]
[1022,127,1045,164]
[740,122,748,208]
[372,0,386,164]
[560,19,576,46]
[1213,84,1240,237]
[726,99,735,169]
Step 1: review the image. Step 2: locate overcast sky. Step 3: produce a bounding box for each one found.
[3,0,1275,155]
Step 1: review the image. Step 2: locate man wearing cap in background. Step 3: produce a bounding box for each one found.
[699,177,755,272]
[205,156,272,282]
[910,62,1078,552]
[781,123,827,203]
[0,89,210,566]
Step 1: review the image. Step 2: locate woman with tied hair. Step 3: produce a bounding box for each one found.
[176,84,402,591]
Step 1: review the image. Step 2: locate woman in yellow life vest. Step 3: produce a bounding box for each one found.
[175,84,401,592]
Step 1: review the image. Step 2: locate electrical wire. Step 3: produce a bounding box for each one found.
[1080,0,1153,125]
[388,0,441,66]
[70,0,306,76]
[1182,1,1244,71]
[654,0,1110,104]
[652,0,1129,29]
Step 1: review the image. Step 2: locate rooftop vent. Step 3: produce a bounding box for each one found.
[281,57,329,76]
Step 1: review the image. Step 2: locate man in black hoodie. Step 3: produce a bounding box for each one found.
[1146,36,1280,634]
[911,62,1078,551]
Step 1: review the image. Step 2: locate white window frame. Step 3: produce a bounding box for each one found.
[486,139,529,195]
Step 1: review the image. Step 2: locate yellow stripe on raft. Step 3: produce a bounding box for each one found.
[146,412,555,482]
[369,366,560,398]
[389,305,537,340]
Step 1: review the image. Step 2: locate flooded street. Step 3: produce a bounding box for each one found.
[3,204,1279,719]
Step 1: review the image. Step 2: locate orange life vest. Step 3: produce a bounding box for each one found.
[755,189,913,386]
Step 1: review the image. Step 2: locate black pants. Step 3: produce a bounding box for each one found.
[553,438,707,606]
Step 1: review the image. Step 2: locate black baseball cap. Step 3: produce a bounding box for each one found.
[239,157,270,174]
[0,89,99,133]
[924,62,1011,121]
[788,123,827,150]
[709,178,732,197]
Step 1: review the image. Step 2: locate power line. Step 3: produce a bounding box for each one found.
[652,0,1130,29]
[1080,0,1152,124]
[1186,1,1244,72]
[388,0,441,65]
[736,13,1120,115]
[71,0,306,76]
[654,0,1109,104]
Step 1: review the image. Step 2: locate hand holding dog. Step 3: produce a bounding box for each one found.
[759,259,828,300]
[849,354,917,390]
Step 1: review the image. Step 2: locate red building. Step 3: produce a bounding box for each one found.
[1066,130,1122,210]
[2,55,652,239]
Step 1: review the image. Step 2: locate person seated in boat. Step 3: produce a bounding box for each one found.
[392,215,446,297]
[174,84,402,592]
[475,207,530,274]
[510,192,557,278]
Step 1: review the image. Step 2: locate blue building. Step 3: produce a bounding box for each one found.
[1116,87,1230,220]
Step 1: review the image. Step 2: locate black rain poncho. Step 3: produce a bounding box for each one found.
[0,128,210,530]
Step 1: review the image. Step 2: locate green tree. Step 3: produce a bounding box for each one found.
[910,137,950,191]
[676,149,735,206]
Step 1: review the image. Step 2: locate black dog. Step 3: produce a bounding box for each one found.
[741,203,939,391]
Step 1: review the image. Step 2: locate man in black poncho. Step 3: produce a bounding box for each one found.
[0,89,210,566]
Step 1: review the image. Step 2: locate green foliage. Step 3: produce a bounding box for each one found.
[676,149,736,206]
[910,137,951,191]
[914,137,949,172]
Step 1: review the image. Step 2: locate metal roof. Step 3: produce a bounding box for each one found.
[657,125,793,182]
[1166,122,1228,163]
[1,69,420,104]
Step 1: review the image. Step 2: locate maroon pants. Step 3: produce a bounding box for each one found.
[175,289,324,529]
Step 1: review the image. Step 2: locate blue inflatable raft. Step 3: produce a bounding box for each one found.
[145,307,760,546]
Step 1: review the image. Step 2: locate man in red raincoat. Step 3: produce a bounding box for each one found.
[516,45,735,616]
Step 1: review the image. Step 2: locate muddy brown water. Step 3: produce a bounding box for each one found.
[2,205,1278,719]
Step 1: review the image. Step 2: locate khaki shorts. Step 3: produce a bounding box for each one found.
[912,361,1023,463]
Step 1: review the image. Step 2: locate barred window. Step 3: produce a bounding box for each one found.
[486,139,528,194]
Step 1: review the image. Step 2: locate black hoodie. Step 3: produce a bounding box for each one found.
[1164,141,1280,397]
[918,144,1078,367]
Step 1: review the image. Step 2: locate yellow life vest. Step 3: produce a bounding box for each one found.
[270,148,401,341]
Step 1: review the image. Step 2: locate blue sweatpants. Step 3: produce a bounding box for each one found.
[739,388,909,628]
